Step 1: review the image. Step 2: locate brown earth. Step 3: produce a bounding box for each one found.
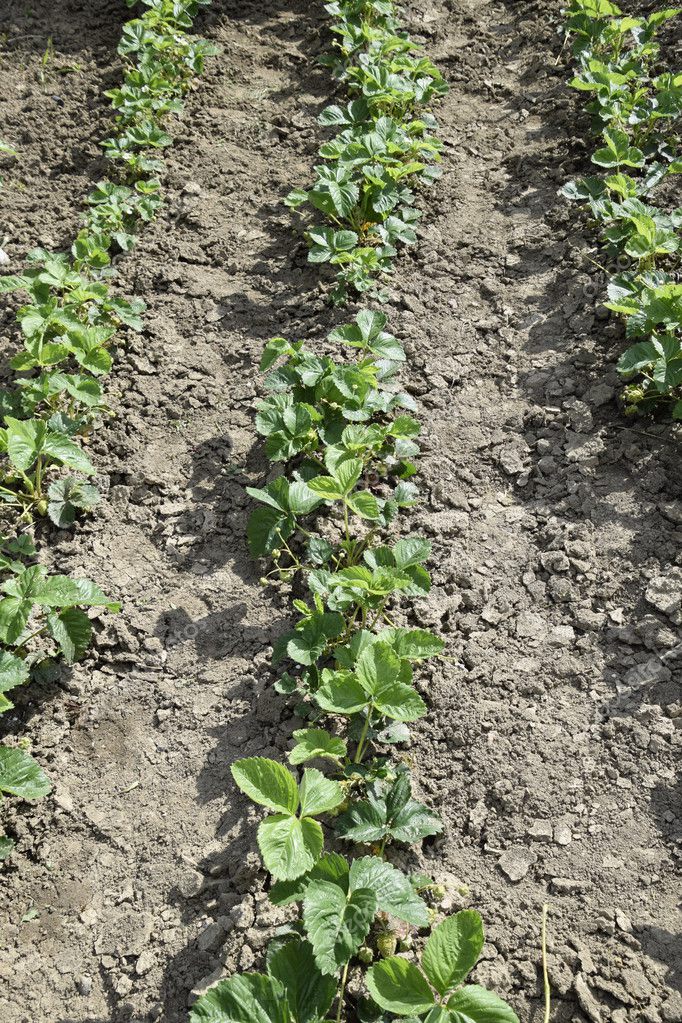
[0,1,680,1022]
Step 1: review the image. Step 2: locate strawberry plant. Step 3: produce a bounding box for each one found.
[0,530,119,759]
[563,1,682,417]
[366,911,518,1022]
[287,0,448,302]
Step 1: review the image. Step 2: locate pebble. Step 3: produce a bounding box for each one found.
[75,975,92,996]
[114,975,133,997]
[574,973,603,1023]
[540,551,570,573]
[498,847,536,882]
[527,820,553,842]
[615,909,632,932]
[188,967,224,1006]
[197,921,226,952]
[553,823,572,845]
[229,899,255,930]
[135,949,156,976]
[645,571,682,624]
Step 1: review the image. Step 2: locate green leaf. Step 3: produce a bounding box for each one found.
[393,537,431,569]
[592,128,645,169]
[269,853,350,906]
[303,879,377,975]
[446,985,519,1023]
[422,911,484,996]
[268,940,336,1023]
[386,628,445,660]
[289,728,347,766]
[248,506,291,557]
[307,476,343,501]
[328,179,360,218]
[189,972,289,1023]
[46,607,92,663]
[374,681,426,721]
[315,671,368,715]
[33,576,118,610]
[349,856,430,928]
[0,746,50,800]
[298,768,344,818]
[617,341,657,376]
[47,478,99,527]
[355,642,401,694]
[42,430,95,475]
[4,417,44,471]
[0,596,32,645]
[0,836,14,860]
[334,458,363,494]
[347,491,380,520]
[338,776,441,850]
[0,650,29,694]
[0,275,26,293]
[337,797,386,843]
[232,758,299,814]
[258,814,323,881]
[366,958,435,1016]
[260,337,292,372]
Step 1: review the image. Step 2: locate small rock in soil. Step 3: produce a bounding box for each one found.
[498,847,537,882]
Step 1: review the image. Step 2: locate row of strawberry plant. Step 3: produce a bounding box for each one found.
[285,0,448,304]
[189,2,518,1021]
[562,0,682,418]
[0,0,216,858]
[190,316,519,1023]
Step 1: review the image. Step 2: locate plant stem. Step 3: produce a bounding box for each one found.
[34,457,43,500]
[541,903,551,1023]
[354,710,371,764]
[335,962,349,1023]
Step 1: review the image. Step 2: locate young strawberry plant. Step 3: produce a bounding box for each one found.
[286,0,448,303]
[562,1,682,417]
[190,308,519,1023]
